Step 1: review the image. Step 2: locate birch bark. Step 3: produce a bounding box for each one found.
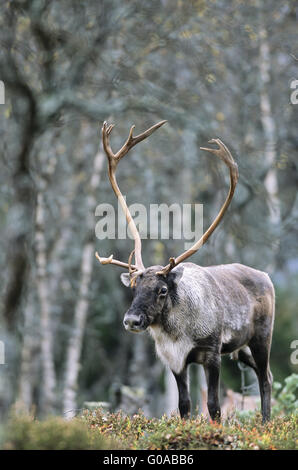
[63,148,104,417]
[259,27,281,238]
[17,293,38,411]
[36,192,57,415]
[258,27,281,273]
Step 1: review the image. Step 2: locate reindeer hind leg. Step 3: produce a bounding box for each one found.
[248,335,273,423]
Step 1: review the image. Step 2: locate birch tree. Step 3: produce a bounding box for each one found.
[63,126,104,417]
[164,367,179,416]
[17,292,38,412]
[36,192,57,415]
[258,23,281,271]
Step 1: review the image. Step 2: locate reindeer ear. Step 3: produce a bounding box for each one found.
[169,266,184,285]
[120,272,131,287]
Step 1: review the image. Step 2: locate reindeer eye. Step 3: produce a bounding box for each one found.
[159,286,168,295]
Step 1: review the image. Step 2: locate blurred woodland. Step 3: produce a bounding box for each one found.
[0,0,297,420]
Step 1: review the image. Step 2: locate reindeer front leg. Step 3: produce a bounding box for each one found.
[173,367,191,418]
[204,354,221,422]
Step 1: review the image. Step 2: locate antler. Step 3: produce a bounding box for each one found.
[96,120,167,272]
[157,139,239,276]
[95,252,137,270]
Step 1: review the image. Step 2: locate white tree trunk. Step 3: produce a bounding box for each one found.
[36,192,57,415]
[49,192,75,296]
[259,28,281,225]
[197,365,208,417]
[62,242,94,417]
[17,296,37,411]
[164,367,179,416]
[128,334,153,416]
[63,149,104,418]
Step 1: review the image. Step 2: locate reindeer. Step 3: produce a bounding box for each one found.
[96,120,275,423]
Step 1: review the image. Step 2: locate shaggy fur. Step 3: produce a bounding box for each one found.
[121,262,275,422]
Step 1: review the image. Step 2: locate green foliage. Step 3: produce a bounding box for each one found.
[1,412,118,450]
[82,407,298,450]
[4,409,296,450]
[271,278,298,382]
[2,406,297,450]
[272,374,298,416]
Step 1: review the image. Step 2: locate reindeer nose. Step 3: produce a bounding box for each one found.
[123,314,144,330]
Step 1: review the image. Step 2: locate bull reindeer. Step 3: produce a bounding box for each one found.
[96,120,275,422]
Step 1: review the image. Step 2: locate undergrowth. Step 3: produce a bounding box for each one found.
[1,409,297,450]
[2,375,297,450]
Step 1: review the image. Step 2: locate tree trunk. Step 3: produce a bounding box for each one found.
[36,192,57,416]
[258,25,281,272]
[63,148,104,418]
[197,365,208,417]
[17,292,38,412]
[164,367,179,416]
[128,334,152,416]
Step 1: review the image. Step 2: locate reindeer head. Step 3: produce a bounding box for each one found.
[120,266,184,332]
